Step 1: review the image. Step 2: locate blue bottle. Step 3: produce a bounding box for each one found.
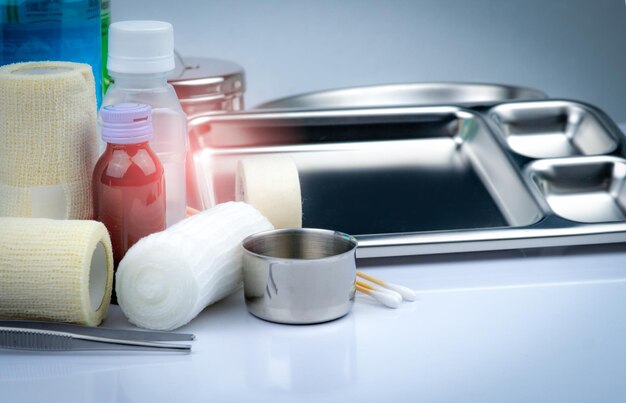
[0,0,103,107]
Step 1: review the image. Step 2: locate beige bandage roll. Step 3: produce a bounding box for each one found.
[0,61,98,219]
[0,217,114,326]
[236,156,302,228]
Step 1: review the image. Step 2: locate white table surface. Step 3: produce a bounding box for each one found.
[2,244,626,403]
[2,128,626,403]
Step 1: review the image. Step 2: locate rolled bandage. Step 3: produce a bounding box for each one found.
[0,217,114,326]
[0,62,98,219]
[116,202,273,331]
[236,156,302,228]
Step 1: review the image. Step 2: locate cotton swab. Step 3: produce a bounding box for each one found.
[356,283,401,309]
[357,271,417,301]
[356,280,403,301]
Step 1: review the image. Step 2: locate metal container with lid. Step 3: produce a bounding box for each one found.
[168,56,245,120]
[168,55,245,209]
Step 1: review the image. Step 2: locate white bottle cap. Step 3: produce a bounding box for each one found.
[108,21,175,74]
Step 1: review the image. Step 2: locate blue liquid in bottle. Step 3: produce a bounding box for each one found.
[0,0,103,107]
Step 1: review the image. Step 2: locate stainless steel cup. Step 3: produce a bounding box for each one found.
[242,228,358,324]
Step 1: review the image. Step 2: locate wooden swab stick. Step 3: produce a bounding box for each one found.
[186,206,201,217]
[356,283,401,309]
[356,280,402,300]
[357,271,417,301]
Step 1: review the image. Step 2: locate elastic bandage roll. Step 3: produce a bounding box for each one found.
[116,202,273,331]
[0,217,114,326]
[0,62,98,219]
[236,156,302,228]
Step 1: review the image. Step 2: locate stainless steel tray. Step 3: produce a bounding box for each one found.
[257,82,547,110]
[190,100,626,258]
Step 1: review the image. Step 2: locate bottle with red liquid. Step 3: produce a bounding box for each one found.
[93,103,166,279]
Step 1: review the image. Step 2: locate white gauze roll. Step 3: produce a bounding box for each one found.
[236,156,302,228]
[0,217,114,326]
[0,62,98,219]
[116,202,273,331]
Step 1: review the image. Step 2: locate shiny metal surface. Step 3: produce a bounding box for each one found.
[191,101,626,258]
[242,228,357,324]
[168,56,245,120]
[0,320,194,342]
[257,82,547,110]
[527,156,626,223]
[490,101,619,159]
[195,106,543,232]
[0,326,192,352]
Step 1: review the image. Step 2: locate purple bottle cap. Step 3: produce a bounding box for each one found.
[101,103,153,144]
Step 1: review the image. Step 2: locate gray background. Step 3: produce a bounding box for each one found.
[113,0,626,121]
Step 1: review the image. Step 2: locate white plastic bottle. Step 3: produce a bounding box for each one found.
[102,20,187,227]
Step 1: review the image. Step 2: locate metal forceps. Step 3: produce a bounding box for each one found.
[0,320,194,352]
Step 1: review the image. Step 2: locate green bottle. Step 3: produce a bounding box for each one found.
[101,0,112,93]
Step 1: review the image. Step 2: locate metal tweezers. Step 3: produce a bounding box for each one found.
[0,320,194,353]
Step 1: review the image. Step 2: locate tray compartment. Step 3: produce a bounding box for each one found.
[527,156,626,223]
[193,107,543,236]
[489,101,618,159]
